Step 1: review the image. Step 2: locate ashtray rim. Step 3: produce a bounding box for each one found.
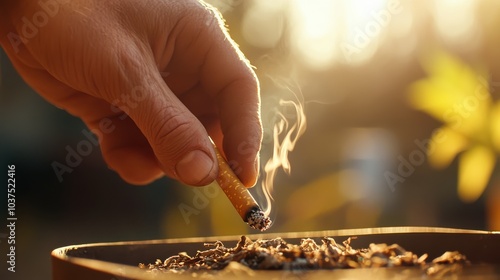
[51,226,500,280]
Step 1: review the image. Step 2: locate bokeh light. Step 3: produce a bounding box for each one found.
[241,0,285,49]
[433,0,480,49]
[289,0,339,69]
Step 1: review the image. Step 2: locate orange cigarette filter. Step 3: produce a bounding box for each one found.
[212,143,271,231]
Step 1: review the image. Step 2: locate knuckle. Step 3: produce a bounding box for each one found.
[148,107,198,159]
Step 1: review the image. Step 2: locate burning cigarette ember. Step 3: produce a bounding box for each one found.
[140,236,468,274]
[212,142,271,231]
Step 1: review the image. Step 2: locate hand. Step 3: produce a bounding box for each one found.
[0,0,262,187]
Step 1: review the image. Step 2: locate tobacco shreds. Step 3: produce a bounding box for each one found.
[140,236,467,275]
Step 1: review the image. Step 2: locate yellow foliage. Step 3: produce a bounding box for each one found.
[427,127,468,169]
[458,145,496,202]
[409,51,499,202]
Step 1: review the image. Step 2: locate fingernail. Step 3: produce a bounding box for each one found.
[175,150,215,185]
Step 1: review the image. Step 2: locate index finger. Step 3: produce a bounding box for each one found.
[199,8,262,187]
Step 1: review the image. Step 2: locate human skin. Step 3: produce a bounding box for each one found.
[0,0,262,187]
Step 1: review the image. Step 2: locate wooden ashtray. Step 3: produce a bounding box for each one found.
[51,227,500,280]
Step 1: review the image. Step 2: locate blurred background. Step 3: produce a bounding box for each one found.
[2,0,500,279]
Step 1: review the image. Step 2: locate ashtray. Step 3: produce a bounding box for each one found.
[51,227,500,279]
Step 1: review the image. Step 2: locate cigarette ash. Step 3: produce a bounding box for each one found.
[140,236,468,276]
[246,208,271,231]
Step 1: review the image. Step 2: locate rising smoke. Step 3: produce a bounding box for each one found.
[260,86,307,217]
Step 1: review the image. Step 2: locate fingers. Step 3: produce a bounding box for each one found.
[146,1,262,187]
[3,0,262,188]
[142,97,218,186]
[197,8,263,187]
[111,2,262,187]
[13,56,214,186]
[24,4,220,186]
[99,49,219,186]
[218,78,262,188]
[91,115,165,185]
[4,57,166,185]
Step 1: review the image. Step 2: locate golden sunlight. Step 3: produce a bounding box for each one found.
[289,0,339,69]
[241,0,286,49]
[433,0,479,48]
[289,0,401,68]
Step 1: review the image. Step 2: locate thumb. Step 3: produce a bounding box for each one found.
[88,38,218,186]
[111,74,218,186]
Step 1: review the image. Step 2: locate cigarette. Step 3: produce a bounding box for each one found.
[212,142,271,231]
